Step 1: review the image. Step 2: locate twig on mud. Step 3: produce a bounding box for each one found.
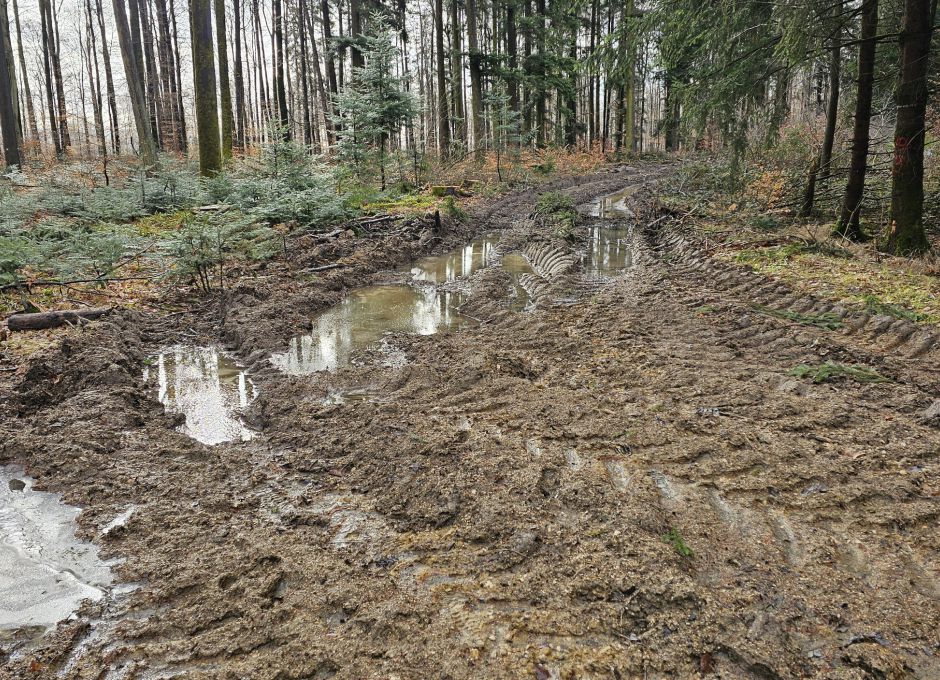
[301,263,348,274]
[0,274,162,292]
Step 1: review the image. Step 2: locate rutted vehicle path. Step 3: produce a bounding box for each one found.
[2,166,939,678]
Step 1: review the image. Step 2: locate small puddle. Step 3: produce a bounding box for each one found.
[270,286,467,375]
[0,467,113,639]
[501,253,537,311]
[143,346,257,445]
[580,184,640,277]
[587,184,641,218]
[582,222,633,277]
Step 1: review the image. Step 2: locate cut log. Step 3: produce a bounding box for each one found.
[6,307,112,331]
[431,185,461,197]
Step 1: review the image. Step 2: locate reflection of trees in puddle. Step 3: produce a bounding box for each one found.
[411,236,499,283]
[145,346,256,445]
[270,285,466,375]
[583,223,633,276]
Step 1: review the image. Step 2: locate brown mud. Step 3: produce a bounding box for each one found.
[1,165,939,679]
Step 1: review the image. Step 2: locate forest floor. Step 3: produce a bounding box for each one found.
[2,164,940,679]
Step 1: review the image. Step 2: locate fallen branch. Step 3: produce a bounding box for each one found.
[301,263,348,274]
[6,307,113,331]
[0,275,160,292]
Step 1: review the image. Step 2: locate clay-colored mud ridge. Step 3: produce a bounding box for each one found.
[2,166,939,679]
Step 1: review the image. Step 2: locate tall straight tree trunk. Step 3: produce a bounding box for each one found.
[169,0,187,151]
[450,0,465,145]
[623,0,635,153]
[95,0,120,153]
[800,7,841,217]
[153,0,181,151]
[506,2,518,120]
[42,0,70,152]
[836,0,878,239]
[215,0,234,159]
[885,0,935,254]
[11,0,38,144]
[466,0,484,159]
[298,0,313,145]
[534,0,546,146]
[302,0,332,147]
[190,0,220,173]
[321,0,338,102]
[125,0,157,148]
[349,0,363,70]
[0,0,19,167]
[138,0,163,149]
[84,0,107,156]
[38,0,61,156]
[233,0,246,149]
[434,0,449,157]
[272,0,289,136]
[0,0,20,146]
[113,0,156,166]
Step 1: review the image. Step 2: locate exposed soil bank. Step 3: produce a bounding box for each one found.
[2,164,939,679]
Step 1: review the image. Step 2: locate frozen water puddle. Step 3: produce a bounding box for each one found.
[272,234,535,375]
[144,346,257,445]
[0,467,114,642]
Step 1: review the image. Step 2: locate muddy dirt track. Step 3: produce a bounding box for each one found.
[2,166,940,679]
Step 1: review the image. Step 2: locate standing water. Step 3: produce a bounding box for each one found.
[581,184,640,277]
[144,346,257,445]
[0,468,113,639]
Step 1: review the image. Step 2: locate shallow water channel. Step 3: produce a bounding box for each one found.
[0,468,113,640]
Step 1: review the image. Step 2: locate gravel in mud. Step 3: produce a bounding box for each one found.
[2,166,939,679]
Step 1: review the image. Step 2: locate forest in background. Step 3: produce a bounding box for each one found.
[0,0,937,303]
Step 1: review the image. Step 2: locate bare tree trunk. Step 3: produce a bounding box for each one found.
[272,0,290,136]
[95,0,121,154]
[466,0,484,159]
[42,0,71,152]
[137,0,163,149]
[450,0,464,145]
[434,0,449,158]
[349,0,363,70]
[302,0,331,148]
[11,0,38,144]
[191,0,221,174]
[885,0,935,254]
[0,0,20,167]
[170,0,188,151]
[321,0,338,105]
[153,0,180,151]
[215,0,234,159]
[836,0,878,239]
[112,0,157,166]
[84,0,107,157]
[535,0,546,147]
[38,0,61,156]
[233,0,246,149]
[800,6,841,217]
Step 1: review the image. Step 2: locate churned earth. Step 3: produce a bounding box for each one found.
[1,165,939,679]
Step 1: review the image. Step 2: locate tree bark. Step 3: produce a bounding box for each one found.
[272,0,290,136]
[450,0,465,145]
[349,0,363,70]
[233,0,246,149]
[215,0,234,159]
[321,0,338,103]
[466,0,484,159]
[434,0,449,157]
[95,0,121,154]
[884,0,935,254]
[800,5,841,217]
[190,0,221,174]
[0,0,19,167]
[836,0,878,240]
[11,0,38,144]
[84,0,107,157]
[113,0,156,165]
[38,0,61,156]
[7,307,111,331]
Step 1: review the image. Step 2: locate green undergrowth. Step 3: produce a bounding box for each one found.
[788,361,889,384]
[861,294,926,322]
[663,528,694,558]
[752,304,844,330]
[535,191,578,241]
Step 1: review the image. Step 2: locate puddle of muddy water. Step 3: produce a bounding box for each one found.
[270,285,467,375]
[586,184,640,218]
[581,222,633,277]
[273,235,539,376]
[144,346,257,445]
[0,467,113,640]
[411,234,500,283]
